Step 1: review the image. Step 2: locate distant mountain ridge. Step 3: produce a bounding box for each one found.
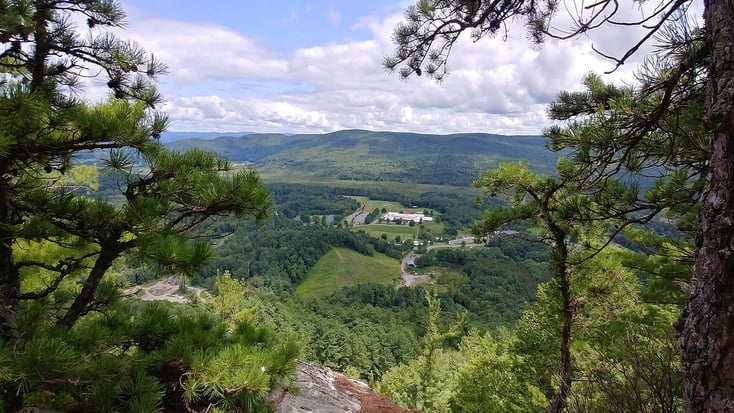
[160,131,254,143]
[165,129,557,186]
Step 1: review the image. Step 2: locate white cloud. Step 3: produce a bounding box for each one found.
[125,19,290,85]
[114,2,691,135]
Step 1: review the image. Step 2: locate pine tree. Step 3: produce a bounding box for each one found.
[0,1,273,410]
[387,1,734,409]
[472,161,601,412]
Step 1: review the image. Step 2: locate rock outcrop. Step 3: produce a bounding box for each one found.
[269,360,419,413]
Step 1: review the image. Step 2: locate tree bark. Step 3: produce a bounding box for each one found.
[1,384,23,413]
[0,177,19,340]
[679,0,734,411]
[0,174,22,413]
[551,237,572,413]
[57,237,122,329]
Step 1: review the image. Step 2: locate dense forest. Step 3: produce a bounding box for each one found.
[184,186,553,380]
[2,0,732,412]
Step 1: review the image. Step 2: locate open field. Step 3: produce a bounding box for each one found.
[347,196,437,216]
[420,221,445,235]
[359,224,419,241]
[296,248,401,298]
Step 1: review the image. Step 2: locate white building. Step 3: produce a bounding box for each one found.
[382,212,434,223]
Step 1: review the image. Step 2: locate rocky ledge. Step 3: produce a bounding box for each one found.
[269,360,419,413]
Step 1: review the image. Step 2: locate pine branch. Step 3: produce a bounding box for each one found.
[18,273,67,300]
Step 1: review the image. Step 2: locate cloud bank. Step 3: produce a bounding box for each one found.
[115,1,697,135]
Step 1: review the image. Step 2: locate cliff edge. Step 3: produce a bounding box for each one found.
[269,360,419,413]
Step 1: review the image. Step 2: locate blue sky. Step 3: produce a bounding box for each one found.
[110,1,699,135]
[122,1,403,51]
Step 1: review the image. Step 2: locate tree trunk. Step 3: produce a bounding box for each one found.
[0,174,20,342]
[679,0,734,411]
[551,240,573,413]
[57,238,122,329]
[1,384,23,413]
[0,176,21,413]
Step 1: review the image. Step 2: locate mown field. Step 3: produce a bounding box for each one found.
[420,221,445,235]
[359,224,419,241]
[295,248,401,298]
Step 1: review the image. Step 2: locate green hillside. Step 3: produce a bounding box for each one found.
[166,130,557,186]
[296,248,402,298]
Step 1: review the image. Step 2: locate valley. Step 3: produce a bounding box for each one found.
[122,131,558,393]
[116,128,682,412]
[1,0,707,408]
[10,124,689,412]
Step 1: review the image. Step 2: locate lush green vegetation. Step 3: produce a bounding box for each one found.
[0,2,297,410]
[296,248,401,298]
[4,98,689,410]
[195,215,410,291]
[167,130,558,187]
[415,246,549,329]
[360,224,419,242]
[376,0,718,410]
[5,0,722,412]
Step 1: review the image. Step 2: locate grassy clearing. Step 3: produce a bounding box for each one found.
[359,224,418,241]
[296,247,401,298]
[409,266,468,291]
[420,221,445,234]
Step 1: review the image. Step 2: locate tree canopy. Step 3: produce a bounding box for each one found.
[388,0,734,411]
[0,1,288,411]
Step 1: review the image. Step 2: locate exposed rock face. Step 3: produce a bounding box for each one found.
[269,360,419,413]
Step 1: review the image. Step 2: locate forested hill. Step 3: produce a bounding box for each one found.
[165,129,557,186]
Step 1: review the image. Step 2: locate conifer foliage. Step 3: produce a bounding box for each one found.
[387,1,734,410]
[0,1,288,411]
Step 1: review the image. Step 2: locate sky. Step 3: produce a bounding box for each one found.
[109,0,701,135]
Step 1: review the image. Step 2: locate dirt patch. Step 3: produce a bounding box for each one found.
[124,276,206,304]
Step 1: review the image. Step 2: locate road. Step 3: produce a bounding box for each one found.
[345,210,371,225]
